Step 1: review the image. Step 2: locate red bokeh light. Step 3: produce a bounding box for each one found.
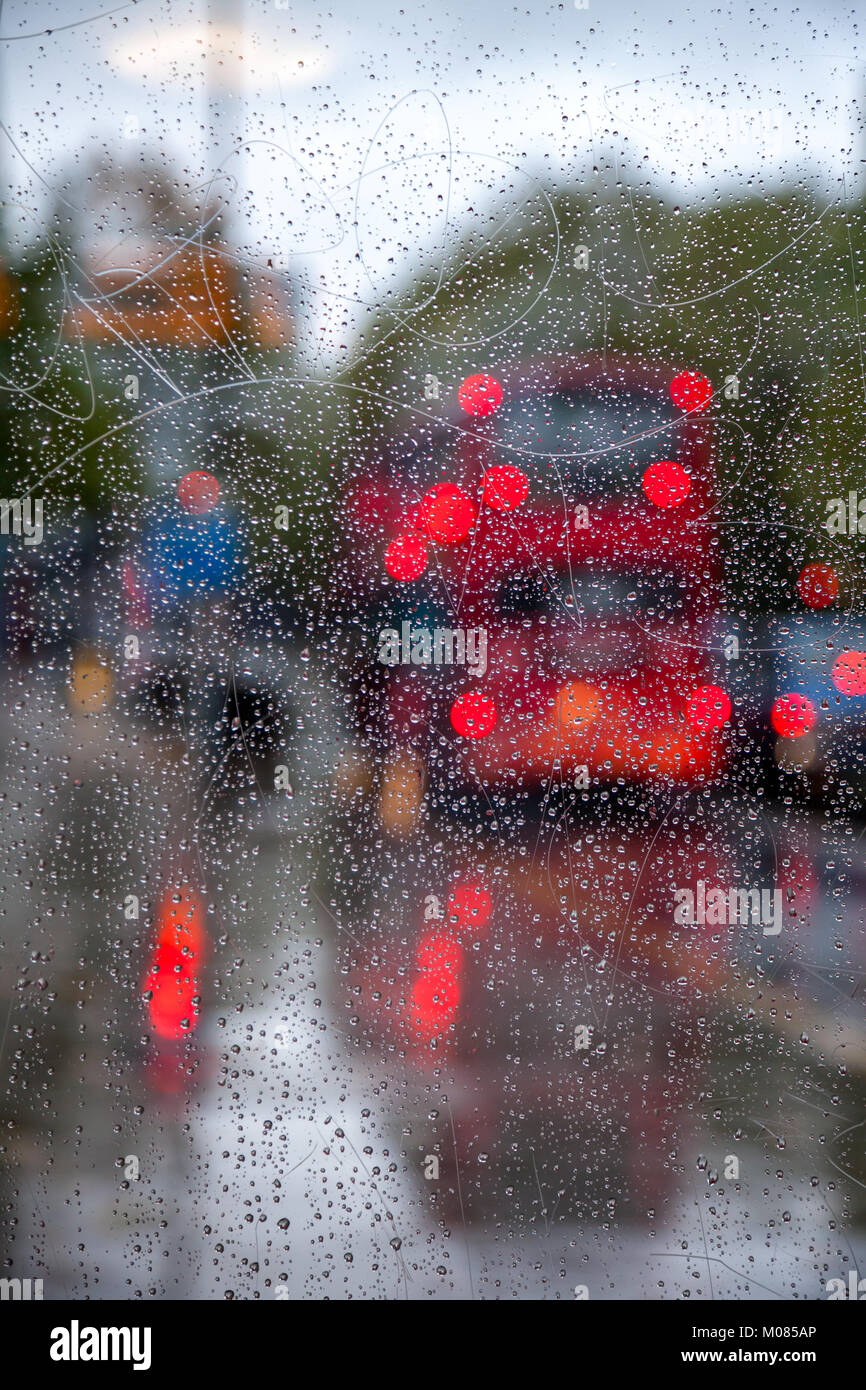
[482,464,529,512]
[177,470,220,514]
[385,532,428,581]
[458,372,503,417]
[670,371,713,413]
[416,928,463,976]
[143,886,207,1041]
[797,563,838,609]
[446,880,492,938]
[832,650,866,697]
[771,693,817,738]
[410,929,464,1036]
[686,684,732,731]
[642,459,691,508]
[450,690,498,738]
[417,482,477,544]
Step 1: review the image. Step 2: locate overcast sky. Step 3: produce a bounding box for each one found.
[1,0,863,357]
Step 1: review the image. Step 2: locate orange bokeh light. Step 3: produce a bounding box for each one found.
[554,680,602,731]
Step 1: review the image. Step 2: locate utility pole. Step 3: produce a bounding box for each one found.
[202,0,245,466]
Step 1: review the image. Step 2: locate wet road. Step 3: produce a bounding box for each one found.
[2,656,866,1300]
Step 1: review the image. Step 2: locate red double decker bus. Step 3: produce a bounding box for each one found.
[339,354,729,829]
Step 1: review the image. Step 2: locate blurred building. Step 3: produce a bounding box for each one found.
[60,157,296,487]
[69,228,293,353]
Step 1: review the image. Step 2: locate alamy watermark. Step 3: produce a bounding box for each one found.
[826,1270,866,1299]
[49,1321,151,1371]
[824,491,866,536]
[0,497,43,545]
[377,622,487,678]
[673,880,782,935]
[0,1277,43,1300]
